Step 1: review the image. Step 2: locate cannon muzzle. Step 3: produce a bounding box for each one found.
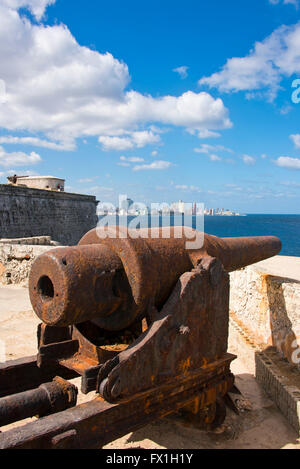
[29,227,281,330]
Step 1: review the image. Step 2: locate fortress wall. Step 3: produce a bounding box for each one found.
[0,244,58,286]
[0,184,98,246]
[230,256,300,369]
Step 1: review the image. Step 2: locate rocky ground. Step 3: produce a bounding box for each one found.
[0,285,299,449]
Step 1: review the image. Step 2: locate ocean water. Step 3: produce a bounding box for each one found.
[204,215,300,257]
[98,214,300,257]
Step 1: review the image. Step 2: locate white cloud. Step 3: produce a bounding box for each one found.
[99,132,160,151]
[173,66,189,79]
[0,146,41,166]
[175,184,202,192]
[196,129,221,139]
[280,180,300,186]
[98,136,134,151]
[209,154,222,161]
[151,150,158,157]
[133,160,172,171]
[199,22,300,100]
[290,134,300,149]
[1,169,39,177]
[275,156,300,169]
[120,156,144,163]
[194,144,233,154]
[0,2,232,152]
[242,154,256,165]
[269,0,298,8]
[131,131,161,147]
[0,0,55,20]
[0,135,74,150]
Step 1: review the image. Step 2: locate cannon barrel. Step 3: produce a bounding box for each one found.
[0,377,77,428]
[29,227,281,330]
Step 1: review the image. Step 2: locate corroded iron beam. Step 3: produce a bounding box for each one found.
[0,354,234,449]
[0,377,78,427]
[0,356,78,398]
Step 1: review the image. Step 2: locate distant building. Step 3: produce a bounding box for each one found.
[7,175,65,192]
[171,200,185,214]
[119,197,134,213]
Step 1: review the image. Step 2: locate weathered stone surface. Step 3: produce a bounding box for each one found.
[0,184,98,246]
[0,236,58,246]
[230,257,300,369]
[0,245,58,286]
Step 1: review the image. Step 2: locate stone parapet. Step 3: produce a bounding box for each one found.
[229,256,300,369]
[0,244,58,286]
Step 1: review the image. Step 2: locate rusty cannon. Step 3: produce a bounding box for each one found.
[0,227,281,449]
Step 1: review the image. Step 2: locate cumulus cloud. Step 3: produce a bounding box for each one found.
[0,0,55,20]
[99,132,161,151]
[0,146,41,166]
[173,66,189,79]
[133,160,172,171]
[275,156,300,169]
[0,1,232,153]
[199,22,300,100]
[98,136,135,151]
[242,154,256,165]
[290,134,300,149]
[0,135,74,150]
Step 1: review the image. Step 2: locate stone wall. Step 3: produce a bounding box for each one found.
[230,256,300,369]
[0,244,58,286]
[0,236,59,246]
[0,184,98,246]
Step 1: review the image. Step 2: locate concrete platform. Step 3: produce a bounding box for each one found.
[0,285,39,361]
[253,256,300,282]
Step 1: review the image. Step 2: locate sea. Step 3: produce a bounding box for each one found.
[98,214,300,257]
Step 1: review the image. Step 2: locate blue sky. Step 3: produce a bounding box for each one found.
[0,0,300,213]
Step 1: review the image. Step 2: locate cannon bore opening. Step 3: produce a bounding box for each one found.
[38,276,54,302]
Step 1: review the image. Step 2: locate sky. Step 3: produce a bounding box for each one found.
[0,1,300,213]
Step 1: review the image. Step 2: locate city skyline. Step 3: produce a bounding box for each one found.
[0,1,300,213]
[98,196,242,217]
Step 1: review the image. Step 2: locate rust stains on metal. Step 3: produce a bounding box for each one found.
[0,226,282,449]
[0,377,77,427]
[30,226,281,330]
[29,244,134,329]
